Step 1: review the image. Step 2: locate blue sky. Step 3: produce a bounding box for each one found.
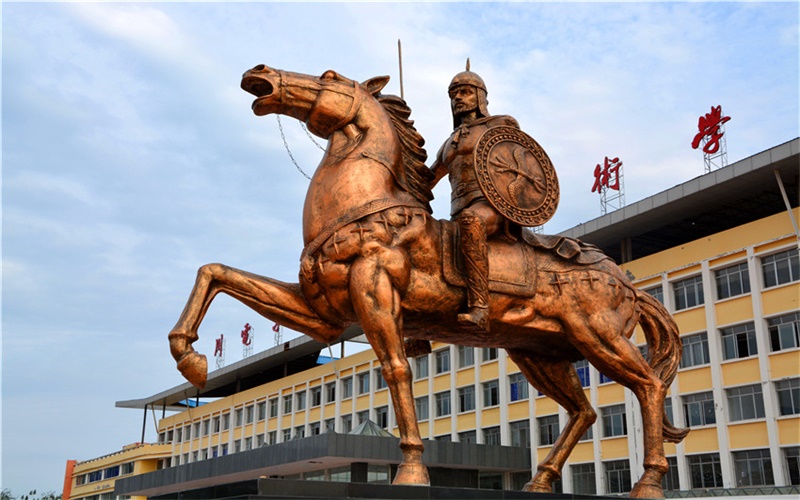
[2,1,798,495]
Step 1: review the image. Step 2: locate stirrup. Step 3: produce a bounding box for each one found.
[458,306,490,332]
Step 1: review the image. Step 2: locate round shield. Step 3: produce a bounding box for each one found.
[474,126,559,226]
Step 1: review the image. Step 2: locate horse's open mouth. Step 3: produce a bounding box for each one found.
[241,76,275,113]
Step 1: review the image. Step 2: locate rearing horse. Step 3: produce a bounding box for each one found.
[168,64,688,498]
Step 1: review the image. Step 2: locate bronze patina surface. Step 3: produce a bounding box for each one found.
[167,63,688,498]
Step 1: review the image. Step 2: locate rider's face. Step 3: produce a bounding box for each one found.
[449,85,478,117]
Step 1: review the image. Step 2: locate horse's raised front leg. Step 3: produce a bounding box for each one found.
[506,350,596,493]
[349,242,429,486]
[169,263,344,388]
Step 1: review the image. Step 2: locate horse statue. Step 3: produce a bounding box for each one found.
[167,64,688,498]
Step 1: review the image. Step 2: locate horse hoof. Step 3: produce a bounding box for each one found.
[393,463,430,486]
[630,480,664,499]
[177,352,208,389]
[521,479,552,493]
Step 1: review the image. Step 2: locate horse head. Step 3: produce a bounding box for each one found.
[241,64,391,139]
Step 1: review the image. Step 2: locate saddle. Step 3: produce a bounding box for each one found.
[441,222,612,298]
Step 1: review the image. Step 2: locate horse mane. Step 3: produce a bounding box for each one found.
[377,94,435,212]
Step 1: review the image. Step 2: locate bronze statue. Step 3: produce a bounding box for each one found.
[167,63,688,498]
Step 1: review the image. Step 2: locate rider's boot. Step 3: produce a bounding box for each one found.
[457,211,490,332]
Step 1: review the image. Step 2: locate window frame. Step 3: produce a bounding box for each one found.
[672,274,705,311]
[714,261,751,300]
[482,379,500,408]
[768,312,800,352]
[776,378,800,416]
[601,404,627,438]
[761,247,800,288]
[680,332,710,369]
[537,415,560,447]
[720,322,758,361]
[509,372,529,402]
[435,348,451,374]
[726,383,766,422]
[458,385,476,413]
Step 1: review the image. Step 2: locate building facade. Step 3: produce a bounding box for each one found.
[64,443,172,500]
[111,139,799,497]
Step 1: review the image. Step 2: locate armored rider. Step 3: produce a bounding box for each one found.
[429,64,520,332]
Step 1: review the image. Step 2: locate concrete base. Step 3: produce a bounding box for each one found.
[151,478,615,499]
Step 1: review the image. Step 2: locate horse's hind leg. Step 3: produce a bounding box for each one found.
[506,350,596,493]
[169,263,344,388]
[572,312,669,498]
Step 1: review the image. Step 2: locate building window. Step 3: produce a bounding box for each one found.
[357,410,369,424]
[415,396,429,421]
[682,391,716,427]
[221,413,230,431]
[374,368,388,390]
[509,372,529,401]
[664,398,674,424]
[435,391,451,417]
[87,471,103,483]
[282,429,291,442]
[579,425,593,441]
[721,322,757,360]
[727,384,765,421]
[294,425,305,439]
[538,415,560,446]
[482,347,498,362]
[662,457,679,491]
[121,462,134,475]
[357,372,370,394]
[785,447,800,486]
[715,262,751,299]
[482,380,500,407]
[325,418,335,433]
[256,402,266,421]
[458,385,476,413]
[680,332,710,368]
[601,404,627,437]
[268,431,277,445]
[436,434,452,442]
[510,420,531,448]
[256,434,265,447]
[646,286,664,304]
[325,382,336,403]
[598,371,614,384]
[459,430,477,443]
[458,345,474,368]
[283,395,292,414]
[571,463,596,495]
[310,386,322,406]
[604,460,632,494]
[762,247,799,288]
[375,406,389,428]
[673,275,704,311]
[573,359,590,387]
[768,312,800,351]
[245,405,254,424]
[733,449,774,487]
[244,437,253,450]
[483,426,501,445]
[268,398,278,418]
[194,421,201,436]
[415,354,429,379]
[776,378,800,416]
[435,348,450,374]
[688,453,723,489]
[175,428,182,442]
[341,414,352,433]
[233,409,242,427]
[296,391,307,410]
[341,376,353,399]
[105,466,120,479]
[309,422,321,435]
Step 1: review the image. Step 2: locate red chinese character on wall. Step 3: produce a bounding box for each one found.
[214,334,224,357]
[691,105,730,154]
[592,157,622,193]
[272,323,281,333]
[241,323,253,346]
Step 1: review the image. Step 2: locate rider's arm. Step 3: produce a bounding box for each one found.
[428,143,448,189]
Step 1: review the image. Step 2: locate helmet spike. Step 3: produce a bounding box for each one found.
[466,58,471,71]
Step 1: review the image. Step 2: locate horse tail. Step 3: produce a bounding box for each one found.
[637,290,690,443]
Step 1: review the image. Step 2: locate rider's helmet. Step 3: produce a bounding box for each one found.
[449,59,490,127]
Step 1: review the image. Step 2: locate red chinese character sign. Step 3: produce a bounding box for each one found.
[692,105,730,172]
[272,322,282,346]
[592,156,625,215]
[241,323,254,358]
[214,334,225,369]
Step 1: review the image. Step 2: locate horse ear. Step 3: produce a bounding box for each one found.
[362,75,390,96]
